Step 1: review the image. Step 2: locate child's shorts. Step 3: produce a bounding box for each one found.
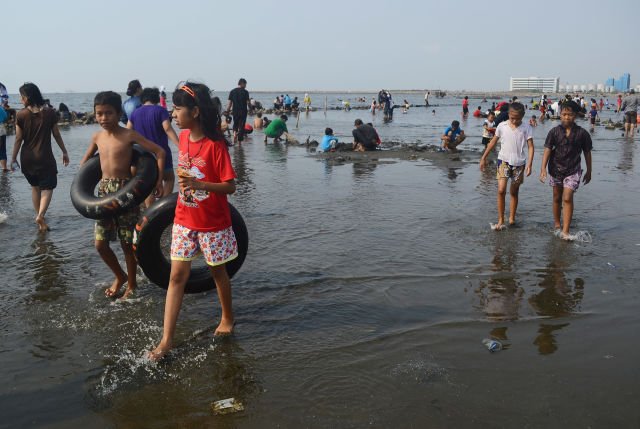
[170,223,238,267]
[94,178,139,244]
[496,160,524,184]
[549,169,582,191]
[590,117,596,124]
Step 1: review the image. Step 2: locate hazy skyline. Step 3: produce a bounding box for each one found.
[2,0,638,93]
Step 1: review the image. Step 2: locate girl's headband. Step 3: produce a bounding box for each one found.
[180,85,195,98]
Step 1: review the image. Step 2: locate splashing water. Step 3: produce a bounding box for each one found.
[554,229,592,243]
[0,212,7,224]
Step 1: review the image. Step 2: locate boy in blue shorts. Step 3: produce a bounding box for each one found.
[539,100,592,240]
[480,102,534,230]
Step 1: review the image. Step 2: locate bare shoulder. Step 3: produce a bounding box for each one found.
[122,127,143,143]
[92,129,105,146]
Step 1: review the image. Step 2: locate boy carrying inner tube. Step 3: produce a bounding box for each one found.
[80,91,165,300]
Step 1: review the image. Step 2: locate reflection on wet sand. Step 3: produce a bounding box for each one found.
[532,323,570,355]
[264,141,289,164]
[617,139,634,173]
[28,235,67,302]
[24,235,70,361]
[352,161,377,178]
[320,158,335,177]
[447,167,460,181]
[231,145,254,197]
[477,235,524,321]
[529,239,585,355]
[476,235,524,345]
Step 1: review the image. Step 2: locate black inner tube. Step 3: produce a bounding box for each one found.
[135,192,248,294]
[70,147,158,219]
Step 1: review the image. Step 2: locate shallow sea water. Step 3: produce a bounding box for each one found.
[0,94,639,428]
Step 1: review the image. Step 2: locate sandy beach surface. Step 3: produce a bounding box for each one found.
[1,92,638,428]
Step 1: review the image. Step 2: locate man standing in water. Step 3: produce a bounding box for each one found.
[620,89,639,138]
[424,91,430,107]
[383,90,394,121]
[226,78,251,144]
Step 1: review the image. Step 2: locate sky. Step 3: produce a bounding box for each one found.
[2,0,638,93]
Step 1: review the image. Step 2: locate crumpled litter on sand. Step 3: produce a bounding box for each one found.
[212,397,244,415]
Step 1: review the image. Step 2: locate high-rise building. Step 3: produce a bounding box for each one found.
[605,73,631,92]
[510,77,559,92]
[619,73,630,91]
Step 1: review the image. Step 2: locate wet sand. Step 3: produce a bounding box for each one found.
[0,93,639,428]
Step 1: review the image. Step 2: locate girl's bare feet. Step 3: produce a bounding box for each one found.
[147,344,172,362]
[119,287,136,300]
[560,231,573,241]
[105,275,127,298]
[35,216,49,232]
[214,318,235,336]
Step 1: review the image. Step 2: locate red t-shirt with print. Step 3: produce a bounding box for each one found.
[174,130,236,232]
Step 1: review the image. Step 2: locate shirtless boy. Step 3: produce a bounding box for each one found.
[80,91,165,299]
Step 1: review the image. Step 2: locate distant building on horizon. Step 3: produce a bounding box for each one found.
[510,77,559,93]
[605,73,630,92]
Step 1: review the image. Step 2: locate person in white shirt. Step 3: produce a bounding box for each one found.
[481,112,496,146]
[479,102,534,230]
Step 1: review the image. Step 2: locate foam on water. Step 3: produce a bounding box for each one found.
[0,212,8,224]
[96,329,217,397]
[390,355,453,386]
[553,229,592,243]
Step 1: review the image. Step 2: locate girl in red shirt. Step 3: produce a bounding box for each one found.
[149,82,237,361]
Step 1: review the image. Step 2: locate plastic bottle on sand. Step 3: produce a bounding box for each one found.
[482,338,503,352]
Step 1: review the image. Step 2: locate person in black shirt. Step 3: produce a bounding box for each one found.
[494,103,509,127]
[352,119,380,151]
[225,78,251,143]
[539,100,592,240]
